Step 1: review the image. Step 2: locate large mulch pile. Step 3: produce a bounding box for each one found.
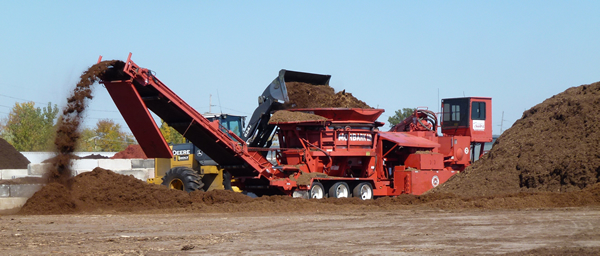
[19,167,600,215]
[434,81,600,197]
[19,168,249,214]
[111,144,148,159]
[0,138,30,169]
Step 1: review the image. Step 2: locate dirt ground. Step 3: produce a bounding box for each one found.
[1,208,599,255]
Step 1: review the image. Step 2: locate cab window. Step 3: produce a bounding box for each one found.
[443,103,462,122]
[228,120,242,136]
[471,101,486,120]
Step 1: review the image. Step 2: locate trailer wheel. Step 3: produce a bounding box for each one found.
[161,167,203,192]
[353,182,373,200]
[309,182,325,199]
[329,182,350,198]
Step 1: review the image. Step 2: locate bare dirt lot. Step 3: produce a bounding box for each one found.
[2,208,600,255]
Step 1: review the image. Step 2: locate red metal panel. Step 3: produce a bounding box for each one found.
[290,108,385,122]
[405,153,444,170]
[407,170,456,195]
[378,132,440,148]
[104,81,172,158]
[469,97,493,143]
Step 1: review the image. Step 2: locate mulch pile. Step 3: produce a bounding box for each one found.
[0,138,30,169]
[270,110,328,123]
[111,144,148,159]
[20,167,258,214]
[19,167,600,215]
[42,154,109,163]
[283,82,371,109]
[272,81,373,122]
[80,154,109,159]
[434,81,600,197]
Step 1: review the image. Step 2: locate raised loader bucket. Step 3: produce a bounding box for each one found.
[259,69,332,104]
[243,69,331,147]
[281,69,331,87]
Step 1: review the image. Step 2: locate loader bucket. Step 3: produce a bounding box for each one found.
[244,69,332,146]
[282,69,331,86]
[262,70,332,104]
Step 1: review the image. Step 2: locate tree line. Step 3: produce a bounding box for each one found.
[0,101,186,152]
[1,101,414,152]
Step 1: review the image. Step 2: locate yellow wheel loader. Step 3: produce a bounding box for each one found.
[148,113,245,192]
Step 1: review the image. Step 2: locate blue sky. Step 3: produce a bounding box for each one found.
[1,1,599,135]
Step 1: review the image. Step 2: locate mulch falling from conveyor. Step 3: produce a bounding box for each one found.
[46,60,122,184]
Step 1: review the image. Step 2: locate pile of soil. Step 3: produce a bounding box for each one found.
[0,138,30,169]
[42,154,109,163]
[270,110,328,123]
[111,144,148,159]
[283,82,371,109]
[47,60,121,183]
[19,167,252,214]
[434,81,600,197]
[80,154,109,159]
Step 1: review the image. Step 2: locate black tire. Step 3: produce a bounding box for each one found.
[353,182,373,200]
[309,182,325,199]
[329,182,350,198]
[242,191,258,198]
[222,170,233,191]
[161,167,203,192]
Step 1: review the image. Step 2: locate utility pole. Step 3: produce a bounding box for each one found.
[498,111,507,134]
[209,94,217,113]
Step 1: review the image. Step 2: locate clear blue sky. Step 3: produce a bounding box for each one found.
[1,1,599,135]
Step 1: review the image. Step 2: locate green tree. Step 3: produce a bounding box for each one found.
[159,120,185,144]
[387,108,417,128]
[77,119,135,152]
[77,128,97,152]
[0,102,59,151]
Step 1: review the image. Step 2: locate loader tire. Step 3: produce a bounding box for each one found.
[222,170,233,191]
[161,167,204,193]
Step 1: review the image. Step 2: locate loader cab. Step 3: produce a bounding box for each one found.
[203,113,246,138]
[441,97,492,143]
[171,113,246,168]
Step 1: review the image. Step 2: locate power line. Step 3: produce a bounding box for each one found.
[0,93,119,113]
[0,93,47,105]
[216,106,251,115]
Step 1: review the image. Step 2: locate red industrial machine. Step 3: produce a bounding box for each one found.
[99,53,492,199]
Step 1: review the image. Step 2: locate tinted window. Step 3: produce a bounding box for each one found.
[442,98,469,127]
[443,103,450,122]
[452,105,460,121]
[471,101,486,120]
[228,120,241,136]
